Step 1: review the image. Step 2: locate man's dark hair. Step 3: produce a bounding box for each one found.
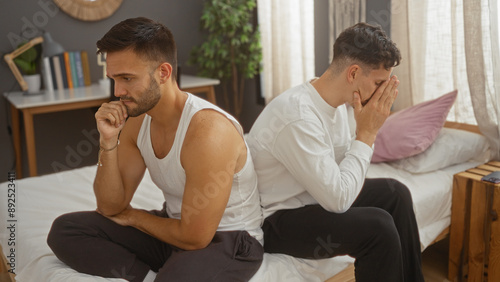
[97,17,177,80]
[332,22,401,72]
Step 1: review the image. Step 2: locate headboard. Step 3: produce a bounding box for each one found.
[444,121,481,135]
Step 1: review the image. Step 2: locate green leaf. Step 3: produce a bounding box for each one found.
[14,58,36,75]
[13,41,38,75]
[17,44,37,62]
[188,0,261,114]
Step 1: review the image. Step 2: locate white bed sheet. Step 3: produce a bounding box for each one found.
[0,161,480,281]
[0,166,351,282]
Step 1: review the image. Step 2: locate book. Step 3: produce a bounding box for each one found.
[44,50,92,90]
[63,52,73,89]
[56,53,68,89]
[74,51,85,87]
[52,56,64,90]
[49,56,58,89]
[69,52,79,88]
[42,57,54,91]
[80,51,92,86]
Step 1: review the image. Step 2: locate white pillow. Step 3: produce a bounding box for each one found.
[388,127,491,173]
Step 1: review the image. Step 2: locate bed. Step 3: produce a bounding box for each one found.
[0,122,491,282]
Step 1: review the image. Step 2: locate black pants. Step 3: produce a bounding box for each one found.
[262,178,424,282]
[47,205,263,282]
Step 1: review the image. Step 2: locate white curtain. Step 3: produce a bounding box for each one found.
[328,0,366,62]
[257,0,315,103]
[391,0,500,159]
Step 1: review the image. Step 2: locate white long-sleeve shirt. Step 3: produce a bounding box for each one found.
[247,80,373,218]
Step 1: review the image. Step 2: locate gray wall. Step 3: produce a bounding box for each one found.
[0,0,206,179]
[0,0,391,180]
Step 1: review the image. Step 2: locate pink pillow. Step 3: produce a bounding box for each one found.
[371,90,458,163]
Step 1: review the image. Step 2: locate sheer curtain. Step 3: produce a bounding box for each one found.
[391,0,500,159]
[329,0,366,62]
[257,0,315,103]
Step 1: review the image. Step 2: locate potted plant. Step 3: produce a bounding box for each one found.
[189,0,262,119]
[14,42,41,93]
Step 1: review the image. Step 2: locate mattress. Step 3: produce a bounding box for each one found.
[0,161,480,281]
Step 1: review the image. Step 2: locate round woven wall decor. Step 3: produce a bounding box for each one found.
[53,0,123,22]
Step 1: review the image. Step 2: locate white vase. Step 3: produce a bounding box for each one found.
[24,74,41,94]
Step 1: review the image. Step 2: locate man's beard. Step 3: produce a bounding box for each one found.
[121,76,161,117]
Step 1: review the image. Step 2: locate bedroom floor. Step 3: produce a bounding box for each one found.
[422,238,451,282]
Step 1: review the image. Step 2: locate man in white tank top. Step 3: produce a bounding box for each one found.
[47,17,263,282]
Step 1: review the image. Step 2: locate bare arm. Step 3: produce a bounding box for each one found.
[101,110,245,250]
[93,101,146,216]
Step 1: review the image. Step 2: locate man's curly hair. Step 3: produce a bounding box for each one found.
[332,22,401,72]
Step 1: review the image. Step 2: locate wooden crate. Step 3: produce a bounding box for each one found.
[449,161,500,281]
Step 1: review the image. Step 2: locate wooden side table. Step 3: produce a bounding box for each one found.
[4,84,111,178]
[449,161,500,281]
[180,74,219,104]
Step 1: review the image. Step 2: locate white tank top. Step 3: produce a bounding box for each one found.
[137,93,263,242]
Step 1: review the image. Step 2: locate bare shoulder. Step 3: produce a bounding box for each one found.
[187,109,242,142]
[183,109,245,160]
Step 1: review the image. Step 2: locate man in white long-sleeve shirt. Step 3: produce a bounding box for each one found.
[247,23,424,281]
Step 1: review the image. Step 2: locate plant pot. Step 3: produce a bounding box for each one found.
[24,74,41,94]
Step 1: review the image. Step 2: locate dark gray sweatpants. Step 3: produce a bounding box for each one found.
[47,205,263,282]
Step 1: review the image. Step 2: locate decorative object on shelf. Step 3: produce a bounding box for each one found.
[97,51,110,89]
[42,32,65,92]
[53,0,123,21]
[42,32,64,57]
[188,0,262,119]
[4,32,66,94]
[4,36,43,93]
[23,73,42,94]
